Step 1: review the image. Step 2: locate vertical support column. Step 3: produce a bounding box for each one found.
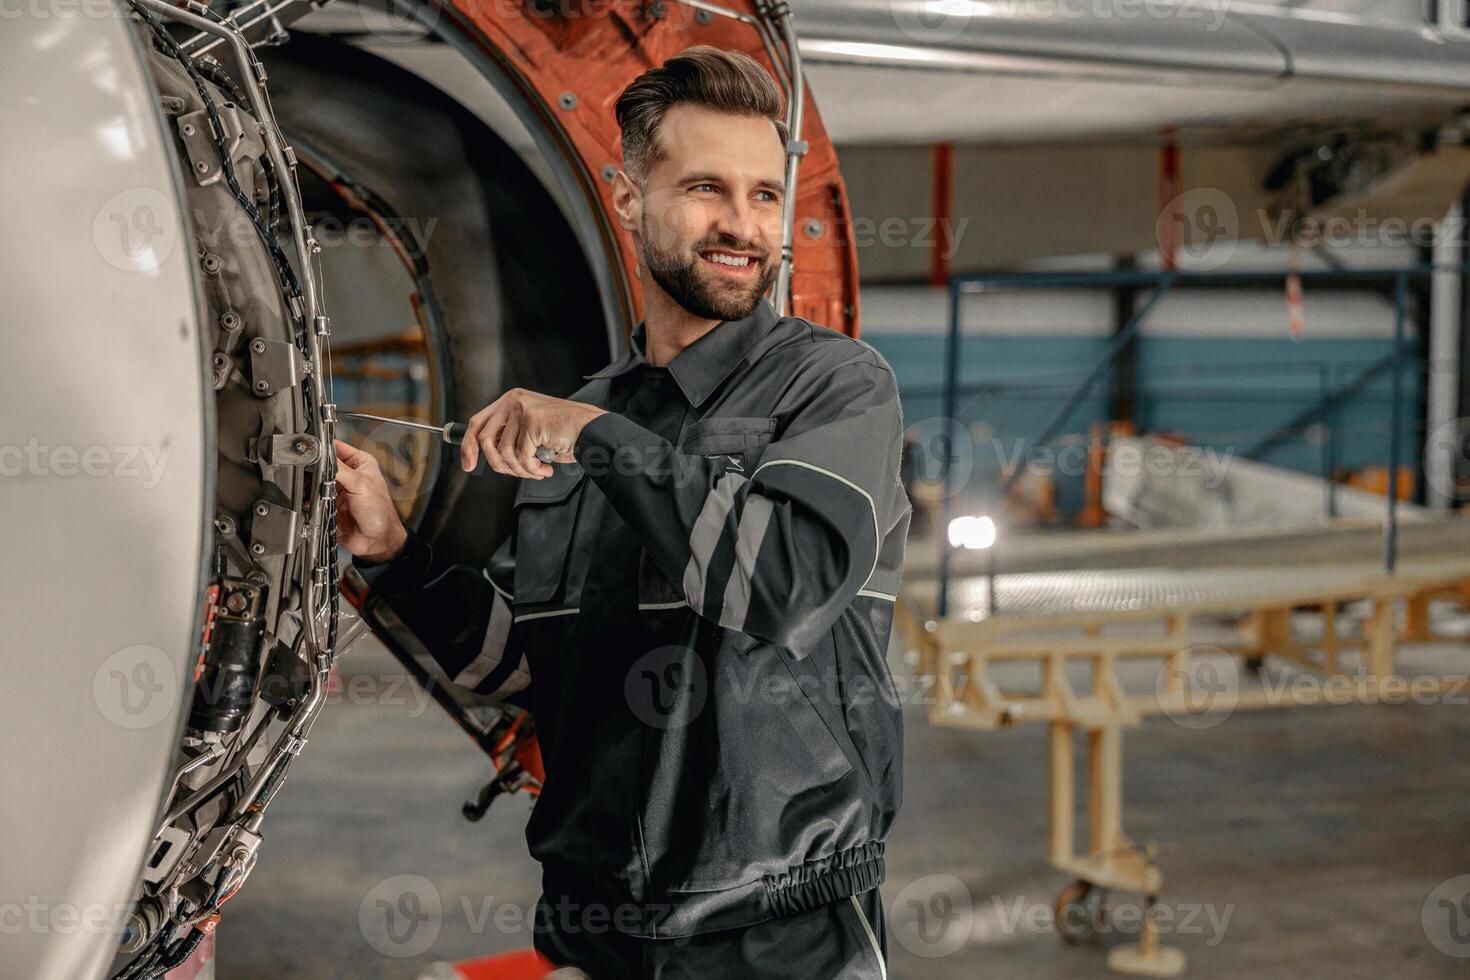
[1366,598,1397,678]
[1088,724,1122,858]
[1405,592,1433,643]
[1050,721,1075,867]
[938,281,962,618]
[928,142,954,289]
[1322,600,1339,673]
[1427,203,1463,511]
[1387,272,1408,573]
[1108,256,1140,429]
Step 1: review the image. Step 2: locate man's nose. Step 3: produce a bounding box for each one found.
[714,196,760,248]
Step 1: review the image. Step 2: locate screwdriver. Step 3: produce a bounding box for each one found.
[342,412,558,463]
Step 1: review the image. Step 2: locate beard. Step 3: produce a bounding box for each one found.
[641,224,777,322]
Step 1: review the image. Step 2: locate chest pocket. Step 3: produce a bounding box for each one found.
[679,416,777,473]
[512,462,585,606]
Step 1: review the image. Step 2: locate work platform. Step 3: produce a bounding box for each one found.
[895,517,1470,976]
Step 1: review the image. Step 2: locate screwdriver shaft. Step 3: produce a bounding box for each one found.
[343,413,557,463]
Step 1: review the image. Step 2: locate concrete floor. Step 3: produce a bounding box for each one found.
[225,635,1470,979]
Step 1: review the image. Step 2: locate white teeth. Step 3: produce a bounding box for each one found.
[704,252,751,268]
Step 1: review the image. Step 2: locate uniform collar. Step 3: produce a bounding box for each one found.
[583,297,780,408]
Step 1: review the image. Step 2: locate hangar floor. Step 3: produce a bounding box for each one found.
[225,634,1470,979]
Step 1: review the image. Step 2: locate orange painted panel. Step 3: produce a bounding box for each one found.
[440,0,861,337]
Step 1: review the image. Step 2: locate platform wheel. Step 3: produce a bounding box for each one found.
[1054,879,1108,945]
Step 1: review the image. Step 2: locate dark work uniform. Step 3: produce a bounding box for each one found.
[358,298,910,978]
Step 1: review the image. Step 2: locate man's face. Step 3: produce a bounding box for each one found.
[630,103,786,321]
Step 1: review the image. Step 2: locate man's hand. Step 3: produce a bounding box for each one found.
[461,388,607,479]
[334,440,409,562]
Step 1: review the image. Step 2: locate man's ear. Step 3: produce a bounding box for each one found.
[610,170,641,233]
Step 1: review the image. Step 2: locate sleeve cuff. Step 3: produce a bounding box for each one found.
[575,411,659,480]
[353,526,433,599]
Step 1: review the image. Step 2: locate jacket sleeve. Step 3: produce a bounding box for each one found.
[353,527,531,705]
[574,357,907,659]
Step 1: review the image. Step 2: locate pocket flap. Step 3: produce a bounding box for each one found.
[681,416,776,456]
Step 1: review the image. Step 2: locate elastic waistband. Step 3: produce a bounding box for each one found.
[541,841,887,939]
[763,840,886,919]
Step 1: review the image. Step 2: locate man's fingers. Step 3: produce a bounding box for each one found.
[335,460,364,492]
[519,428,552,478]
[488,405,527,478]
[460,398,503,472]
[335,439,376,471]
[496,407,534,479]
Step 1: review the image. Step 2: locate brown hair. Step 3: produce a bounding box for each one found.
[615,45,787,186]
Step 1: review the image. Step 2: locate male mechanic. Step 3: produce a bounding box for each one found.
[335,46,911,978]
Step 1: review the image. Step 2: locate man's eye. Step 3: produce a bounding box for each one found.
[691,183,718,193]
[755,191,778,203]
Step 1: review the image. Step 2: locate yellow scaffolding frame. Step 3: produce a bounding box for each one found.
[895,558,1470,977]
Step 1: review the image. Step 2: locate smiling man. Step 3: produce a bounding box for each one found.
[337,46,911,978]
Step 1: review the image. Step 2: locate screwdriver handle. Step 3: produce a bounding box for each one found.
[442,422,559,464]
